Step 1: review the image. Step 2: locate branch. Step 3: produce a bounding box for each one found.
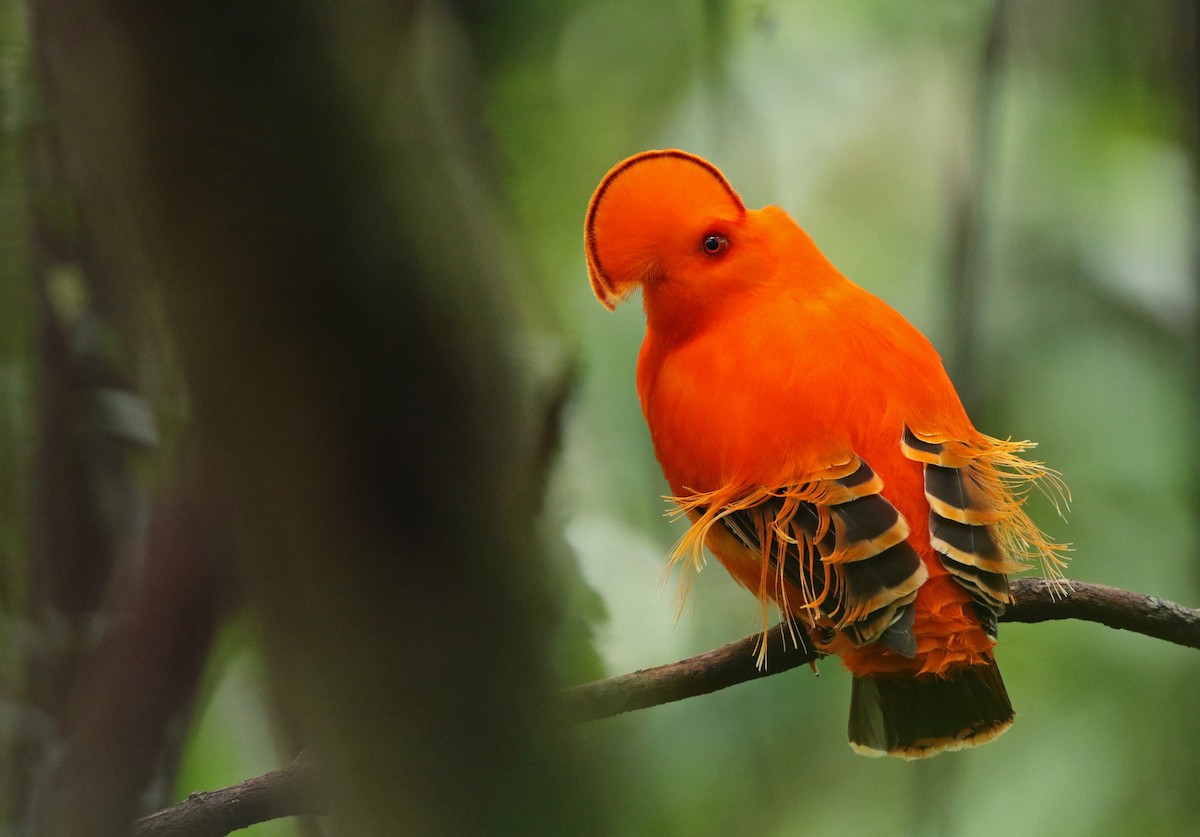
[1002,577,1200,647]
[565,614,819,724]
[132,579,1200,835]
[132,753,321,837]
[566,578,1200,722]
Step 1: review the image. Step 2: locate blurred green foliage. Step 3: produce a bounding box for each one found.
[513,2,1199,835]
[175,623,296,837]
[3,0,1198,834]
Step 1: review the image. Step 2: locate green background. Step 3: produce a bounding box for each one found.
[3,1,1197,834]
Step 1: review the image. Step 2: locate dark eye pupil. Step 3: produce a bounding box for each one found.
[703,234,726,254]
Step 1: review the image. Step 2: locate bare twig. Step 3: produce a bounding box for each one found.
[1002,577,1200,648]
[564,616,820,723]
[131,578,1200,836]
[566,578,1200,722]
[131,753,321,837]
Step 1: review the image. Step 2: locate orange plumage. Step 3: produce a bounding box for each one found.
[585,149,1068,758]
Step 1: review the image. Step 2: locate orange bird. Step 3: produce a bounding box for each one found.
[584,149,1068,759]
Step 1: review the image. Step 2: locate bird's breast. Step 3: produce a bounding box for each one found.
[638,315,862,494]
[635,290,962,500]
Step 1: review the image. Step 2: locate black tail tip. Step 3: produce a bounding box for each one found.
[848,658,1014,760]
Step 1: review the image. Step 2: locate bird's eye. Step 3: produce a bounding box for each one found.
[701,233,729,256]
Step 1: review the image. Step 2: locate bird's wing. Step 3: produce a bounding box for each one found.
[900,425,1069,639]
[698,457,930,657]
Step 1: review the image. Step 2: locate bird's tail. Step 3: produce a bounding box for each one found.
[847,656,1014,759]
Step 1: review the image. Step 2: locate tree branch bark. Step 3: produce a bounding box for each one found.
[1002,578,1200,648]
[131,753,321,837]
[132,577,1200,835]
[566,577,1200,722]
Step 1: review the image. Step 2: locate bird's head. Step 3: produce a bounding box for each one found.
[584,150,751,317]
